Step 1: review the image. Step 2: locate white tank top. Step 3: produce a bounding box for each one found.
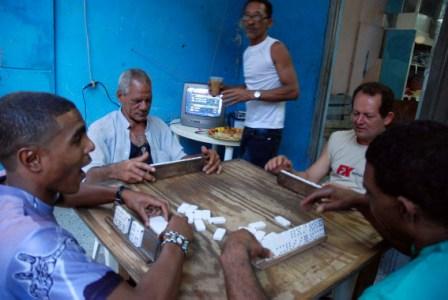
[243,36,284,129]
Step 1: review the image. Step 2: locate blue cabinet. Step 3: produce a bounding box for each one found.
[379,29,416,99]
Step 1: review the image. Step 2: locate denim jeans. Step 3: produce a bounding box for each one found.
[240,127,282,168]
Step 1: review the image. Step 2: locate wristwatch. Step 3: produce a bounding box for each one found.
[115,185,128,205]
[253,90,261,100]
[162,230,190,255]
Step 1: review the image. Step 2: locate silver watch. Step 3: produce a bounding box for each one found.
[162,230,190,254]
[253,90,261,99]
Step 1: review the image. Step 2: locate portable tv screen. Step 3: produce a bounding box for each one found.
[180,83,225,128]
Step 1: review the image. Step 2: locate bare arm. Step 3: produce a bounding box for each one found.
[220,230,270,300]
[262,41,300,101]
[85,152,156,184]
[302,185,413,254]
[301,183,369,214]
[108,215,192,300]
[60,183,169,225]
[222,42,299,106]
[297,143,331,183]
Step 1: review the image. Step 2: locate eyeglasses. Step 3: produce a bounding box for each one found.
[241,14,268,22]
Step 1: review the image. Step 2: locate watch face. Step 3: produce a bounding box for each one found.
[254,91,261,99]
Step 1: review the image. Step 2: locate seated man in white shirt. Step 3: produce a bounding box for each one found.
[84,68,222,184]
[265,82,395,193]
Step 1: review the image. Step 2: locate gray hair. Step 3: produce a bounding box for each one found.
[117,69,151,95]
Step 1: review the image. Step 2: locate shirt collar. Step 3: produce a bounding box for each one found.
[118,108,151,132]
[118,107,131,129]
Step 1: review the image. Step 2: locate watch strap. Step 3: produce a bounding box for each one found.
[161,230,190,255]
[115,185,128,205]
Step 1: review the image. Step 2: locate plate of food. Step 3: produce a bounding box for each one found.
[208,127,243,142]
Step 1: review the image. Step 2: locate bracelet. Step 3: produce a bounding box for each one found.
[161,230,190,255]
[115,185,128,205]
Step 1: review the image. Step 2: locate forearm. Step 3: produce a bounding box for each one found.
[296,170,323,184]
[254,85,299,103]
[135,244,185,299]
[60,183,116,207]
[85,165,119,184]
[220,246,267,300]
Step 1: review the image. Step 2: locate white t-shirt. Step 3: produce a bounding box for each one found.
[243,36,284,129]
[84,109,186,172]
[328,130,367,193]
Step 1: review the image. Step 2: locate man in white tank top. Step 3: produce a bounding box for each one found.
[265,82,396,193]
[216,0,300,168]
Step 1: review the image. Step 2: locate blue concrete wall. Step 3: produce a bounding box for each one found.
[0,0,55,92]
[0,0,330,170]
[271,1,329,169]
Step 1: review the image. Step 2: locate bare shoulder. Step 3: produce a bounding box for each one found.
[271,41,292,61]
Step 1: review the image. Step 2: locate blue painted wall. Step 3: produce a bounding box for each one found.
[0,0,330,170]
[0,0,55,92]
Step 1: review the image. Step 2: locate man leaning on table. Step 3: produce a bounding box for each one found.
[265,81,395,193]
[84,68,222,184]
[0,92,193,299]
[219,120,448,299]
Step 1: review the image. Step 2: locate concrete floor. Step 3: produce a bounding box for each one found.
[54,206,106,264]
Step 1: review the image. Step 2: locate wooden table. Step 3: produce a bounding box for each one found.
[77,160,383,299]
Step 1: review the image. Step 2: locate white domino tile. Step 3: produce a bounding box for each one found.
[129,220,145,247]
[213,228,226,241]
[208,217,226,225]
[149,216,168,235]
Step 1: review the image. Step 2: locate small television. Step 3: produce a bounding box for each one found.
[180,83,225,129]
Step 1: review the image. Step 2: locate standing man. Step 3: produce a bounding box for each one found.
[0,92,193,299]
[265,82,395,193]
[218,0,300,168]
[84,68,222,184]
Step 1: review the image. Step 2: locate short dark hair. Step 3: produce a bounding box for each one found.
[0,92,77,168]
[366,120,448,227]
[243,0,273,18]
[352,82,395,118]
[118,68,151,96]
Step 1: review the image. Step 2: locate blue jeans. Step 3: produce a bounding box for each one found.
[240,127,282,168]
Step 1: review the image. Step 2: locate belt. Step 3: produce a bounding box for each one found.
[243,127,282,135]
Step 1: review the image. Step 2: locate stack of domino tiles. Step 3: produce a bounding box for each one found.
[177,202,227,241]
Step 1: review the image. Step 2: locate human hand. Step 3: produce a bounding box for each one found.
[264,155,292,174]
[114,152,156,183]
[201,146,223,175]
[221,229,271,263]
[121,189,169,226]
[301,183,367,213]
[222,88,252,106]
[166,214,194,241]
